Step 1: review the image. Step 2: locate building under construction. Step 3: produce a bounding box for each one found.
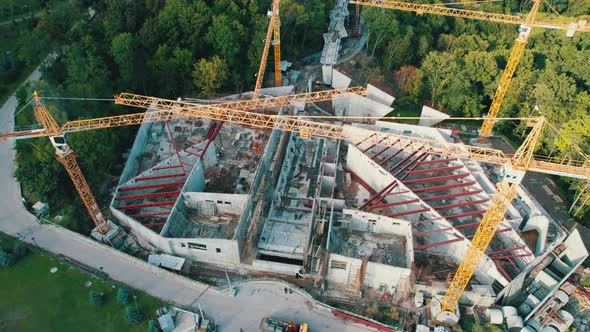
[109,68,588,330]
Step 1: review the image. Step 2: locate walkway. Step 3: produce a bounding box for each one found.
[0,67,378,331]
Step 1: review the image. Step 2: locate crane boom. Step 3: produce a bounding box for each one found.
[4,93,588,180]
[349,0,589,32]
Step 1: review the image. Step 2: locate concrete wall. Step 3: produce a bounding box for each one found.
[326,254,412,293]
[167,237,240,267]
[252,259,301,275]
[342,209,413,269]
[118,116,155,185]
[183,193,248,215]
[332,69,351,89]
[332,94,392,118]
[367,84,395,107]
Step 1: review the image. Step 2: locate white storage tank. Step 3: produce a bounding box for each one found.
[506,315,524,332]
[558,310,574,328]
[486,308,503,324]
[502,306,518,319]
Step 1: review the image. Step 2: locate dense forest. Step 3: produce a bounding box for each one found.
[3,0,589,231]
[9,0,331,232]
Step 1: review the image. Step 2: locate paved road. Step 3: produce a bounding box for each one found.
[0,69,378,331]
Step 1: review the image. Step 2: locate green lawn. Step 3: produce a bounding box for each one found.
[0,242,166,331]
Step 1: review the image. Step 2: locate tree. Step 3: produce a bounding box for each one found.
[117,287,133,305]
[364,8,399,58]
[147,320,160,332]
[193,56,228,96]
[206,14,245,67]
[0,250,16,267]
[125,306,144,325]
[111,32,138,86]
[89,291,105,305]
[420,52,458,102]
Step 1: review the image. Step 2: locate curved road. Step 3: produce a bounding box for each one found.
[0,68,378,331]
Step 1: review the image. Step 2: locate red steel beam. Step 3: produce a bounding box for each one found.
[446,210,487,220]
[359,180,398,210]
[118,181,185,192]
[130,211,170,218]
[134,173,185,182]
[153,165,184,171]
[144,222,167,227]
[488,245,528,256]
[343,167,378,196]
[388,149,421,173]
[166,121,186,176]
[404,173,470,185]
[370,199,421,210]
[492,253,533,260]
[422,190,484,202]
[362,136,386,153]
[200,121,224,158]
[385,190,410,196]
[414,237,463,250]
[414,226,455,237]
[413,210,487,224]
[406,165,464,175]
[418,158,457,165]
[371,142,395,160]
[116,190,180,201]
[507,257,520,272]
[434,198,489,210]
[378,143,411,166]
[117,201,176,210]
[412,181,477,193]
[393,152,427,177]
[399,153,429,180]
[493,259,513,281]
[355,133,376,146]
[387,207,430,218]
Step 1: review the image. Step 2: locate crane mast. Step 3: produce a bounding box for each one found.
[478,0,541,141]
[253,0,281,98]
[32,92,110,234]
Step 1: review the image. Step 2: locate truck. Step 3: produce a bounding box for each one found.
[259,317,309,332]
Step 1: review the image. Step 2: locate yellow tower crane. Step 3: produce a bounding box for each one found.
[253,0,281,98]
[29,91,111,236]
[4,90,589,325]
[348,0,589,141]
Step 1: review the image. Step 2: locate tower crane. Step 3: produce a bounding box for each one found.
[4,90,589,325]
[348,0,589,140]
[253,0,281,98]
[1,87,366,232]
[27,91,111,236]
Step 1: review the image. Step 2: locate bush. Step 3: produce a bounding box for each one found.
[13,243,28,259]
[147,320,160,332]
[89,291,104,305]
[117,287,133,305]
[0,249,16,267]
[125,306,144,325]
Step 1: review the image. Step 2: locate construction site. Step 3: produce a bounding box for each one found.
[2,0,590,331]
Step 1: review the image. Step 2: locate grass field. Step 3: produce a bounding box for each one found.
[0,236,166,332]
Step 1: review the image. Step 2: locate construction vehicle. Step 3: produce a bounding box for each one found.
[349,0,589,140]
[259,317,308,332]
